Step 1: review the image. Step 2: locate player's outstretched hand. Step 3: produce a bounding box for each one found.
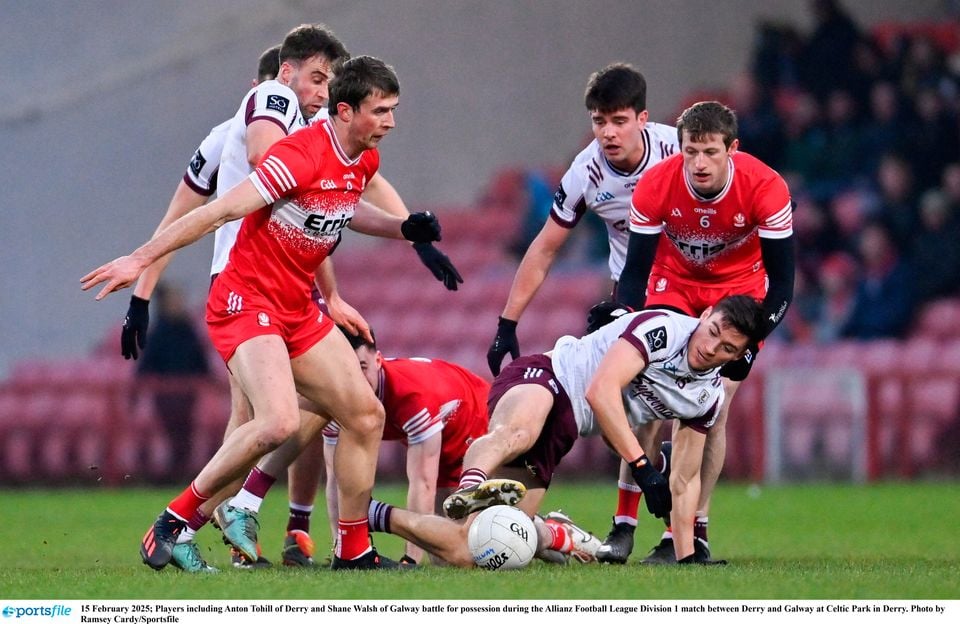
[121,296,150,360]
[585,300,633,334]
[401,211,442,243]
[630,455,671,519]
[413,242,463,291]
[486,317,519,376]
[80,255,144,301]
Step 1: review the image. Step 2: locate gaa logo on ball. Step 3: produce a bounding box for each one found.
[467,506,537,570]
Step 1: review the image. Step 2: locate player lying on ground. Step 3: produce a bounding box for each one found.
[364,295,766,566]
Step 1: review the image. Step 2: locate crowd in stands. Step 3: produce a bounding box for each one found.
[732,0,960,342]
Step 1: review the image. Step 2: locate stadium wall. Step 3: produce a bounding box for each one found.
[0,0,946,376]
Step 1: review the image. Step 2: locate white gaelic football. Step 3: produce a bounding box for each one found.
[467,506,537,570]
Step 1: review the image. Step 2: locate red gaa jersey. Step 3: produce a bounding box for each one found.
[629,151,792,284]
[378,357,490,455]
[219,119,379,311]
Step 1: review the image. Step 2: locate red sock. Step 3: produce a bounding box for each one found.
[336,518,371,560]
[167,482,210,521]
[545,520,571,552]
[614,482,641,524]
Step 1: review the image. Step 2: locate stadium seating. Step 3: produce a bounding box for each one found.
[4,167,960,483]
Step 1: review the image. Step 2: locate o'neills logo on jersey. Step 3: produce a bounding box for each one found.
[628,378,677,419]
[654,277,668,292]
[733,213,746,227]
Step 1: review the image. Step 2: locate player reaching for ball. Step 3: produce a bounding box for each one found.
[365,295,766,566]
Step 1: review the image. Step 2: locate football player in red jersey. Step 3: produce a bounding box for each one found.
[596,101,795,564]
[83,55,444,571]
[314,330,491,564]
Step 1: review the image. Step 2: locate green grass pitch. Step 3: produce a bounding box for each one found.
[0,481,957,600]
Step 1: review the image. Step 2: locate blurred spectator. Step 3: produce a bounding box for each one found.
[508,169,559,260]
[904,85,960,191]
[136,284,211,483]
[729,72,787,169]
[816,88,868,194]
[840,220,915,339]
[828,188,873,245]
[873,152,919,252]
[781,92,827,193]
[812,252,859,342]
[898,35,954,98]
[847,37,896,102]
[799,0,863,101]
[751,20,804,91]
[941,162,960,212]
[908,189,960,304]
[860,80,911,173]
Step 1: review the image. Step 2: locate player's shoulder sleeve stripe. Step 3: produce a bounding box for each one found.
[758,199,794,238]
[182,170,216,196]
[249,154,296,202]
[403,407,444,444]
[262,155,296,191]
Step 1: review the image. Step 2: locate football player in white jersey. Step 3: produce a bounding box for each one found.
[487,63,678,376]
[362,295,765,567]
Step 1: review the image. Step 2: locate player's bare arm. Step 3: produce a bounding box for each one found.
[668,424,706,560]
[404,433,442,561]
[501,218,572,321]
[246,119,287,168]
[362,172,408,217]
[348,198,406,238]
[132,181,210,300]
[585,338,649,461]
[81,180,267,300]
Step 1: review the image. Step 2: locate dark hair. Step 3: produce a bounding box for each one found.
[279,23,349,67]
[257,45,281,82]
[676,101,738,147]
[584,63,647,114]
[338,325,376,351]
[712,295,765,345]
[328,55,399,115]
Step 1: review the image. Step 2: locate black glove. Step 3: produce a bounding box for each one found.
[121,295,150,360]
[401,211,442,243]
[630,454,671,519]
[585,300,633,334]
[487,317,519,376]
[399,555,418,567]
[413,242,463,291]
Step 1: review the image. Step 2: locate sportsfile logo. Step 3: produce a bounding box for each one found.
[2,605,72,619]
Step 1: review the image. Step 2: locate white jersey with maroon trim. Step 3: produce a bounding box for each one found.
[183,119,230,197]
[551,309,724,436]
[209,80,309,275]
[551,122,678,280]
